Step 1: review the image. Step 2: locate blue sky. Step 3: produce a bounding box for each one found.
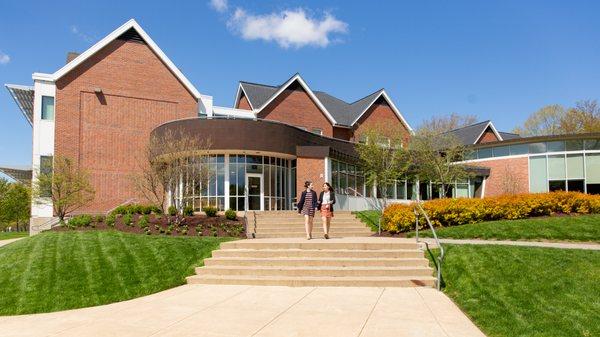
[1,0,600,173]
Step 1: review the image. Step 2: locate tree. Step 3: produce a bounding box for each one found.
[131,128,212,213]
[409,128,472,198]
[33,156,95,221]
[355,122,410,210]
[418,112,478,134]
[0,183,31,231]
[561,99,600,134]
[512,104,566,136]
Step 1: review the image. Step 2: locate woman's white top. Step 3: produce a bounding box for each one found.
[322,191,331,204]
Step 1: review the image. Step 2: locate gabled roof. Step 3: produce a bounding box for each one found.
[5,84,34,126]
[498,131,521,140]
[233,74,413,131]
[32,19,202,98]
[445,120,506,145]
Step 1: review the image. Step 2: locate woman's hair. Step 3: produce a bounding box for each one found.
[323,182,333,192]
[304,181,312,188]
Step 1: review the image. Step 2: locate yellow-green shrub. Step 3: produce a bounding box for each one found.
[382,191,600,233]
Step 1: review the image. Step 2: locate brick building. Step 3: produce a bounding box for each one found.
[3,19,600,229]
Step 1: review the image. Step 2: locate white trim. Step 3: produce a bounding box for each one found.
[474,121,503,144]
[234,84,257,111]
[254,74,338,125]
[48,19,202,99]
[245,173,264,211]
[349,90,414,132]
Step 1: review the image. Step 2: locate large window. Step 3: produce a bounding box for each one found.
[529,152,600,194]
[41,96,54,120]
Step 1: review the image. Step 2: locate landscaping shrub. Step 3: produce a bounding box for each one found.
[112,204,162,216]
[122,214,133,227]
[225,208,237,220]
[183,206,194,216]
[168,206,177,216]
[68,214,93,227]
[382,191,600,233]
[203,206,217,217]
[138,215,149,228]
[105,213,116,227]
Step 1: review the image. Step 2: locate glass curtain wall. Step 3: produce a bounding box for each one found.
[178,154,294,211]
[530,152,600,194]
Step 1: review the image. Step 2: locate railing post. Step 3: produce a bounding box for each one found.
[415,210,419,243]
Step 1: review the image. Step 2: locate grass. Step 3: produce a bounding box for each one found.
[409,214,600,242]
[0,231,28,241]
[0,230,233,315]
[429,245,600,337]
[354,210,381,231]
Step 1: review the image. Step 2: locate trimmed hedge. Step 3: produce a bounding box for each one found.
[383,192,600,233]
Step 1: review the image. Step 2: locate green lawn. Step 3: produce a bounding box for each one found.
[410,214,600,242]
[0,231,28,241]
[354,210,381,232]
[0,230,232,315]
[432,245,600,337]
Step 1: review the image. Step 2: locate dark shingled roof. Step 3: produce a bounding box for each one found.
[445,121,520,145]
[238,80,384,127]
[5,84,34,125]
[0,165,32,184]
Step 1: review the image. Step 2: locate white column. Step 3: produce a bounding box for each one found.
[224,154,230,210]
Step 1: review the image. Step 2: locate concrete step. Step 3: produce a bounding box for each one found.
[220,240,420,250]
[212,248,424,259]
[255,226,371,233]
[255,216,359,222]
[254,232,372,238]
[196,265,433,277]
[256,220,366,225]
[186,274,436,287]
[204,257,429,267]
[255,211,355,216]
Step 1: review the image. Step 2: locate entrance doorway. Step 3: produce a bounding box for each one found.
[246,173,263,211]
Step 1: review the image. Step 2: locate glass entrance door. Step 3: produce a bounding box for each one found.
[246,174,263,211]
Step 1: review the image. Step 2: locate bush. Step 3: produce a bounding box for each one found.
[168,206,177,216]
[203,206,217,217]
[183,206,194,216]
[106,213,116,227]
[68,214,93,227]
[112,204,162,216]
[382,191,600,233]
[225,208,237,220]
[94,215,105,224]
[122,213,133,227]
[138,215,149,228]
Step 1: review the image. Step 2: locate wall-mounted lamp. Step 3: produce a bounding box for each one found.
[94,87,103,94]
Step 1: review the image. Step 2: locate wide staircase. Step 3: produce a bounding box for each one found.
[247,211,373,238]
[186,237,435,287]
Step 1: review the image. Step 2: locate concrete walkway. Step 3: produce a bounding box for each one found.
[422,238,600,250]
[0,238,23,248]
[0,285,486,337]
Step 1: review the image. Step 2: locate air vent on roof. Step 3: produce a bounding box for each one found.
[117,28,146,44]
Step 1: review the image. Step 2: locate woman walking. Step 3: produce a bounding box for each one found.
[318,182,336,239]
[297,181,318,240]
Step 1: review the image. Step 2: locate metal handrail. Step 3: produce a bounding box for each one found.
[414,201,445,290]
[345,187,382,235]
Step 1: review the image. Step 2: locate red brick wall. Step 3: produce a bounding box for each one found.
[474,157,529,197]
[55,39,198,212]
[237,94,252,110]
[333,127,353,141]
[295,157,326,201]
[478,128,500,143]
[353,98,411,144]
[258,82,334,137]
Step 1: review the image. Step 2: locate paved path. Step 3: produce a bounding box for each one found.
[0,238,23,248]
[422,238,600,250]
[0,285,486,337]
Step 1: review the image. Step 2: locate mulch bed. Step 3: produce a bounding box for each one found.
[51,214,246,238]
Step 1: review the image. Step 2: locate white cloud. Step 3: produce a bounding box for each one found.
[70,25,94,43]
[0,51,9,65]
[209,0,228,12]
[228,8,348,49]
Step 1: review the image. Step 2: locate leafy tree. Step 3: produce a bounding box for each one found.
[512,104,566,136]
[561,99,600,134]
[33,156,95,221]
[355,122,410,210]
[418,112,478,133]
[408,128,472,198]
[0,183,31,231]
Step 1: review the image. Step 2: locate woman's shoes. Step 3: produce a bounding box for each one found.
[306,235,312,240]
[324,234,329,239]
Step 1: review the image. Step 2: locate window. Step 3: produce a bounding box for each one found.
[529,156,548,193]
[547,141,565,152]
[529,142,547,154]
[585,139,600,150]
[549,180,566,192]
[41,96,55,120]
[566,140,584,151]
[477,148,492,159]
[311,128,323,135]
[492,146,510,157]
[509,144,529,155]
[39,156,53,197]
